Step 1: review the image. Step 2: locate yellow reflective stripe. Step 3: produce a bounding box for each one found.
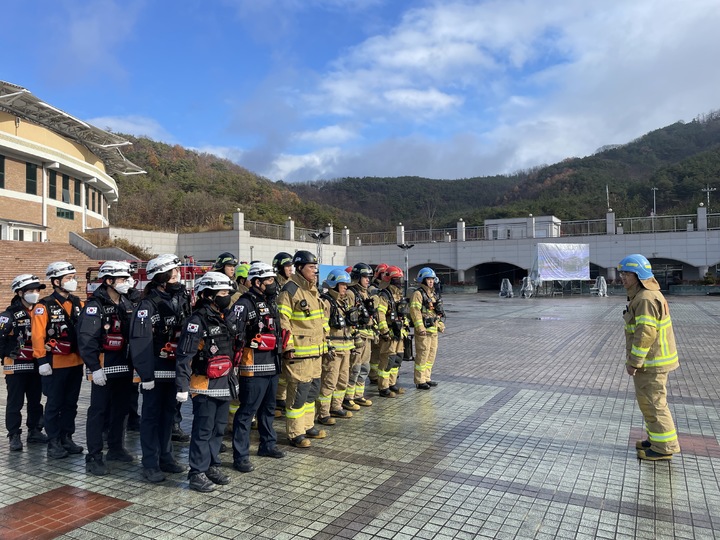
[285,406,304,419]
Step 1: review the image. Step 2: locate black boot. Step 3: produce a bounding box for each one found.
[9,433,23,452]
[47,438,69,459]
[61,434,84,454]
[171,423,190,443]
[27,428,48,444]
[85,453,108,476]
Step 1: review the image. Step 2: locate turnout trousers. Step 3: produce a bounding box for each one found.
[633,369,681,454]
[232,375,279,463]
[5,373,43,437]
[42,365,82,440]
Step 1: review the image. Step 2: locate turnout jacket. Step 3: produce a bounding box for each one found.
[277,273,327,358]
[129,285,191,383]
[176,304,236,399]
[623,280,679,372]
[0,297,37,375]
[409,284,444,334]
[230,288,281,377]
[77,285,135,379]
[31,291,84,369]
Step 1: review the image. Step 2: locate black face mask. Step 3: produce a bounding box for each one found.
[213,295,232,311]
[166,282,183,293]
[264,283,278,297]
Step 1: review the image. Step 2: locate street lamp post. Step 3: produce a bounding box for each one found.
[397,243,415,296]
[702,184,716,211]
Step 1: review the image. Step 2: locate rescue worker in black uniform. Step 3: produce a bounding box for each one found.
[77,261,136,475]
[230,262,286,473]
[176,272,236,493]
[1,274,48,451]
[129,254,189,483]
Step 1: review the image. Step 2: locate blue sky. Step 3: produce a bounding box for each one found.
[4,0,720,182]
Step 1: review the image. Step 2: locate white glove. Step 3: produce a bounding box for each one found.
[176,391,188,403]
[92,368,107,386]
[38,363,52,376]
[141,380,155,391]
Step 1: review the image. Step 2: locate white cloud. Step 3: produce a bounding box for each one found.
[86,115,175,142]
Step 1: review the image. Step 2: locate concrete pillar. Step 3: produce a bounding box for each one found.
[457,219,466,242]
[396,223,405,244]
[233,210,244,231]
[342,226,350,246]
[325,223,334,244]
[606,209,615,235]
[527,214,536,239]
[284,217,294,241]
[697,204,707,231]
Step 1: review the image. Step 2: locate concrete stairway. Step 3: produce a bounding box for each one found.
[0,240,99,308]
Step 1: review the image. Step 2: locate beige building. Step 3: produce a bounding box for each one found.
[0,81,143,242]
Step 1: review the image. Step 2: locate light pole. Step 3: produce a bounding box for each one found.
[702,184,716,211]
[397,243,415,296]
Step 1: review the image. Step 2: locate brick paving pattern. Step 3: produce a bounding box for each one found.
[1,292,719,539]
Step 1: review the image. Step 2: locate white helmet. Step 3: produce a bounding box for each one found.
[247,262,275,282]
[11,274,46,293]
[194,271,234,295]
[46,261,76,279]
[146,254,182,280]
[98,261,132,279]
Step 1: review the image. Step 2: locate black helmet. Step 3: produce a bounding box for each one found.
[350,262,373,281]
[272,252,293,272]
[293,250,318,267]
[212,252,238,271]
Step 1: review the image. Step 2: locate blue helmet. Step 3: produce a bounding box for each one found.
[618,254,653,280]
[416,267,437,283]
[326,269,351,289]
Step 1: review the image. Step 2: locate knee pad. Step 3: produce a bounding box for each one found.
[307,378,321,402]
[291,381,312,410]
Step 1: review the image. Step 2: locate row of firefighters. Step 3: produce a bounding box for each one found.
[0,250,446,492]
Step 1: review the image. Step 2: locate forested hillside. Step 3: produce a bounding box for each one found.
[111,111,720,232]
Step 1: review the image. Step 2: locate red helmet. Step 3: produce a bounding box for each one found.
[373,263,389,280]
[381,266,404,282]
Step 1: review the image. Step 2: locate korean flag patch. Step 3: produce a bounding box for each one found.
[187,323,199,333]
[137,309,149,319]
[86,307,98,316]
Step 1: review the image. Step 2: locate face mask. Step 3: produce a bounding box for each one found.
[113,282,131,295]
[264,283,277,297]
[62,279,78,293]
[23,292,40,305]
[214,295,232,311]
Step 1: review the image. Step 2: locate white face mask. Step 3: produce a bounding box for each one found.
[113,282,131,295]
[62,279,78,293]
[23,292,40,304]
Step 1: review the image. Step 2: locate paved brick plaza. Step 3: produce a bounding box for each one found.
[1,292,720,539]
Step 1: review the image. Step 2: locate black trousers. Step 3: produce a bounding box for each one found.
[189,394,229,475]
[140,381,176,469]
[41,365,82,440]
[86,376,133,456]
[5,373,44,436]
[232,375,278,464]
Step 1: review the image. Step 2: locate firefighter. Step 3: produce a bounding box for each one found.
[1,275,48,452]
[318,269,356,425]
[618,254,681,461]
[272,251,293,416]
[230,262,286,473]
[368,263,388,384]
[129,254,189,482]
[375,266,409,398]
[346,263,375,408]
[409,268,445,390]
[213,252,241,304]
[277,250,328,448]
[175,272,236,492]
[31,262,85,459]
[77,261,137,475]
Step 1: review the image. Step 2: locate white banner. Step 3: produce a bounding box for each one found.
[537,243,590,281]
